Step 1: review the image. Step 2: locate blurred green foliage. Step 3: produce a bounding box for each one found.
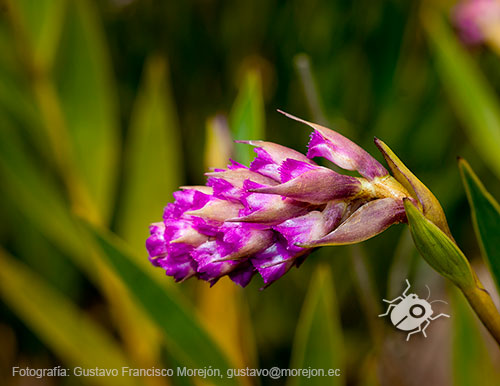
[1,0,500,386]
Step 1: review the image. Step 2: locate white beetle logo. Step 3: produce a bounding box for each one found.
[379,279,450,341]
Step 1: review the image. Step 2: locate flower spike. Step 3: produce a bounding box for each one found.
[146,113,429,287]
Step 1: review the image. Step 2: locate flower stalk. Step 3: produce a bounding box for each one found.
[462,279,500,346]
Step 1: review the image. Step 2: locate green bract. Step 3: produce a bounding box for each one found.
[404,199,476,290]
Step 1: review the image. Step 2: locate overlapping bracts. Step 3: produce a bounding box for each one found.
[146,113,412,287]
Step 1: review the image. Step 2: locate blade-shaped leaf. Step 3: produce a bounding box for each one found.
[404,199,475,289]
[0,249,139,386]
[117,55,182,255]
[288,264,344,386]
[55,0,119,222]
[230,69,265,165]
[0,121,164,373]
[422,9,500,180]
[459,159,500,293]
[11,0,66,68]
[85,223,238,385]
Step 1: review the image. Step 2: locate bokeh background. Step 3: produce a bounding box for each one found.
[1,0,500,385]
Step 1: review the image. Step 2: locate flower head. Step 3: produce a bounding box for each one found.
[146,112,444,288]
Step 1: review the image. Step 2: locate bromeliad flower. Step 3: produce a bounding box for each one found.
[146,112,449,288]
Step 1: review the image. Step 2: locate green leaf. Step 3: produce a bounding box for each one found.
[0,120,164,365]
[451,287,500,386]
[404,199,475,289]
[459,158,500,294]
[422,9,500,180]
[0,249,139,386]
[12,0,66,69]
[230,69,265,165]
[0,121,84,261]
[85,223,238,385]
[55,0,119,222]
[288,264,344,386]
[117,55,182,255]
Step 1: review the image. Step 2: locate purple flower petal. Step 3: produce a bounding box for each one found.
[250,167,361,204]
[301,198,406,247]
[279,159,318,183]
[185,196,243,222]
[251,237,309,285]
[237,140,315,181]
[228,180,310,224]
[206,168,277,201]
[216,223,274,260]
[191,241,241,282]
[274,206,345,252]
[163,188,213,219]
[156,243,198,282]
[146,222,167,264]
[278,110,388,180]
[166,219,208,247]
[229,261,256,287]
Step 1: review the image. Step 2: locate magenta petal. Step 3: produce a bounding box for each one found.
[167,219,208,247]
[251,240,303,285]
[146,222,167,265]
[250,167,361,204]
[156,243,197,282]
[279,159,317,183]
[274,208,344,252]
[184,196,243,222]
[279,110,388,180]
[302,198,406,246]
[229,261,255,287]
[191,241,239,282]
[216,223,274,260]
[237,140,315,181]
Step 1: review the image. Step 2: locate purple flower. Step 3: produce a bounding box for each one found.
[453,0,500,45]
[146,112,431,288]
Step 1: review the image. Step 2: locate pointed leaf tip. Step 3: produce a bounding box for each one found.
[375,138,453,239]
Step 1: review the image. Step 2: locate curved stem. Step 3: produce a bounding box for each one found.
[461,278,500,347]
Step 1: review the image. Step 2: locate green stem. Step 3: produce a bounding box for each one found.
[461,279,500,347]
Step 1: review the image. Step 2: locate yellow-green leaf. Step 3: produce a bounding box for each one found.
[55,0,119,222]
[230,69,265,165]
[288,265,344,386]
[10,0,66,69]
[117,55,182,255]
[0,249,139,386]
